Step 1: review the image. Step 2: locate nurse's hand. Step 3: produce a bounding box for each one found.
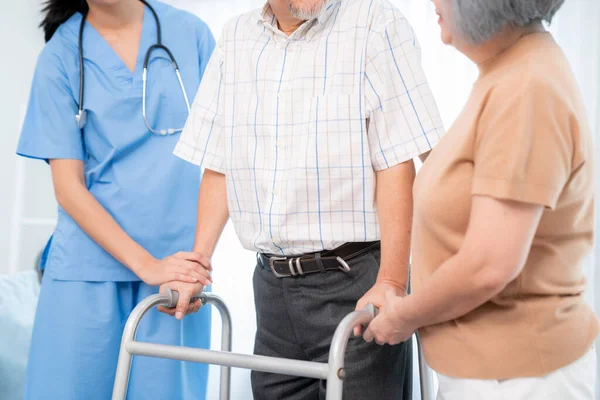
[135,252,212,287]
[157,281,205,320]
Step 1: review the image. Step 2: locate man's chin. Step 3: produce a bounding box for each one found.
[286,0,327,21]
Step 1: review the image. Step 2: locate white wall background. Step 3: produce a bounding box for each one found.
[1,0,55,277]
[1,0,599,399]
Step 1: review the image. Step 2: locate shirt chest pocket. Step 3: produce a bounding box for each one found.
[287,94,368,178]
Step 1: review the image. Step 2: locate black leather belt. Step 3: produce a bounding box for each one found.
[258,241,380,278]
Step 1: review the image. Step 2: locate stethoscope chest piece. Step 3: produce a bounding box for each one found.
[76,109,87,129]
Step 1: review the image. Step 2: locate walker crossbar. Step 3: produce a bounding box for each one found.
[126,342,330,379]
[112,289,434,400]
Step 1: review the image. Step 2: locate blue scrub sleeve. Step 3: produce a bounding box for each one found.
[196,20,216,78]
[17,51,84,162]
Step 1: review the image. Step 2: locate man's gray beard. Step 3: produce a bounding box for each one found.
[285,0,327,20]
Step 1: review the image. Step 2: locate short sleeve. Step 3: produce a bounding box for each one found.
[364,17,445,171]
[174,34,225,173]
[472,78,573,209]
[196,19,216,79]
[17,51,84,162]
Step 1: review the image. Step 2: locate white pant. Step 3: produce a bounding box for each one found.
[436,347,597,400]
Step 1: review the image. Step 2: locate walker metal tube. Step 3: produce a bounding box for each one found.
[112,292,170,399]
[113,291,434,400]
[112,290,231,400]
[169,290,232,400]
[326,304,378,400]
[206,295,232,400]
[417,334,434,400]
[126,341,330,379]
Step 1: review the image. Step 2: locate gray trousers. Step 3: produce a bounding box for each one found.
[251,248,412,400]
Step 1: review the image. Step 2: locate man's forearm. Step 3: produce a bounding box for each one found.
[375,160,416,292]
[193,169,230,257]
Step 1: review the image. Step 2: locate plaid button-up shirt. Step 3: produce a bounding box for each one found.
[174,0,445,256]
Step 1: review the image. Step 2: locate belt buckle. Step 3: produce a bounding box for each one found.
[336,257,351,272]
[268,256,288,278]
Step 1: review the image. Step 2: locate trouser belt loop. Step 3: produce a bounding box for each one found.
[314,252,326,273]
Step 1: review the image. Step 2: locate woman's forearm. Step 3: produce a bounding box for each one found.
[60,186,152,271]
[402,197,543,329]
[51,160,152,274]
[402,252,505,328]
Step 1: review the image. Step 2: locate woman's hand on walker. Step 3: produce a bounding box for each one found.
[135,251,212,287]
[354,281,406,336]
[157,281,206,320]
[363,290,416,345]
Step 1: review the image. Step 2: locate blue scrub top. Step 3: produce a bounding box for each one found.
[17,0,216,281]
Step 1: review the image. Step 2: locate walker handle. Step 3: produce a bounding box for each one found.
[364,303,379,318]
[162,287,204,308]
[163,288,378,325]
[357,303,379,329]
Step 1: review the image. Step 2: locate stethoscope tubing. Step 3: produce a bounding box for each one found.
[76,0,190,134]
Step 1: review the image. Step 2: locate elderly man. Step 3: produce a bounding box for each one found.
[166,0,444,398]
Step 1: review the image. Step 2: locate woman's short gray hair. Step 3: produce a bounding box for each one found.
[449,0,565,44]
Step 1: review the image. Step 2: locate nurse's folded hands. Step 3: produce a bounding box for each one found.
[158,280,206,320]
[133,251,212,287]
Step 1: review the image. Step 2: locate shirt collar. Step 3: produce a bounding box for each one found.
[256,3,276,28]
[316,0,338,25]
[256,0,339,30]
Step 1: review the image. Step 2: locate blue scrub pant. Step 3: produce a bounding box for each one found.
[24,274,210,400]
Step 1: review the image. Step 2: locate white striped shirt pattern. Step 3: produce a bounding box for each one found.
[174,0,445,256]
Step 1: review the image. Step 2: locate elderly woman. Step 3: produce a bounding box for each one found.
[363,0,599,399]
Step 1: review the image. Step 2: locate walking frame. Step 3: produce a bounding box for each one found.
[112,289,435,400]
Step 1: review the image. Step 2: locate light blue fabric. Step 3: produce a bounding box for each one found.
[17,0,216,281]
[15,1,214,398]
[24,275,211,400]
[0,271,40,400]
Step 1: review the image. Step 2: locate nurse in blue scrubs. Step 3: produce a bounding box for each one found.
[17,0,215,398]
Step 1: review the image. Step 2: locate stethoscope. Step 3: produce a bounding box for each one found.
[76,0,191,135]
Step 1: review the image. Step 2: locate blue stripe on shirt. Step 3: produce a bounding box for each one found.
[197,61,224,168]
[356,0,376,241]
[365,72,389,168]
[268,42,291,255]
[229,16,243,214]
[252,37,272,251]
[385,28,431,149]
[314,97,325,249]
[323,6,341,95]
